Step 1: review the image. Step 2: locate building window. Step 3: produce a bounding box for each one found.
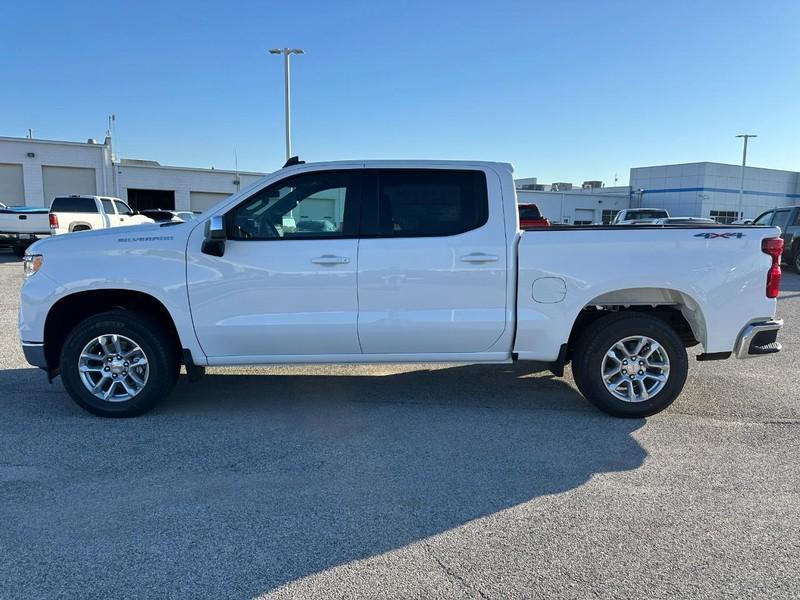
[601,209,618,225]
[710,210,738,224]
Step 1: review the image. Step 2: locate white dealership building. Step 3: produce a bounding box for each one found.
[1,133,798,223]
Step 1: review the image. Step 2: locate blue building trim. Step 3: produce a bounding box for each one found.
[643,186,800,199]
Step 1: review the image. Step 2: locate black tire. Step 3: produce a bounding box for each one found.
[793,249,800,273]
[12,244,26,258]
[572,312,688,418]
[60,310,179,417]
[72,225,90,232]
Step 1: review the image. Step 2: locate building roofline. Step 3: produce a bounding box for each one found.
[0,135,107,148]
[114,161,265,176]
[631,161,799,175]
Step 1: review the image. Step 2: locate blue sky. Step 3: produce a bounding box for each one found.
[1,0,798,184]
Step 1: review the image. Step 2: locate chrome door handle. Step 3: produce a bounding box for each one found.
[311,255,350,265]
[460,253,499,263]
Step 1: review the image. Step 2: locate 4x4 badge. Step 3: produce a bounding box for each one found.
[694,232,746,239]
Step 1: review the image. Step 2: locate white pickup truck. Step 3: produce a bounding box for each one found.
[49,195,153,234]
[19,160,784,418]
[0,205,50,257]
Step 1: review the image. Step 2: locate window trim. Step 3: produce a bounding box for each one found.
[359,168,490,239]
[224,169,363,242]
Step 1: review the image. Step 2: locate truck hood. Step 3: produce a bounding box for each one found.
[28,221,197,255]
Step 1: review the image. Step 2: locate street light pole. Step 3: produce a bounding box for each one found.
[269,48,304,161]
[736,134,757,220]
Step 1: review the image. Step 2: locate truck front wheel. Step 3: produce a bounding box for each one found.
[572,313,688,418]
[59,310,179,417]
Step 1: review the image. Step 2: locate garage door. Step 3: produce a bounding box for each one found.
[42,166,96,205]
[190,191,231,212]
[0,163,25,206]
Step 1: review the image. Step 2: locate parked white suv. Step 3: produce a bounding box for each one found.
[20,160,784,418]
[49,195,153,235]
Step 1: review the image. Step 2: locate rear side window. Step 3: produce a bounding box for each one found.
[519,206,543,220]
[376,169,488,237]
[771,210,791,232]
[50,197,98,213]
[101,199,115,214]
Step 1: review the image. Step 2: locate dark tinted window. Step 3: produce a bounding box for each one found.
[101,199,115,214]
[626,209,668,220]
[50,197,98,213]
[228,171,358,240]
[377,169,488,237]
[771,210,791,232]
[142,209,175,222]
[519,205,543,220]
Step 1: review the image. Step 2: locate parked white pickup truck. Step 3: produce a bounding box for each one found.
[49,195,153,234]
[0,205,50,257]
[19,160,784,418]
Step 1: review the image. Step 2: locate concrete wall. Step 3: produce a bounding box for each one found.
[0,137,111,207]
[116,164,264,211]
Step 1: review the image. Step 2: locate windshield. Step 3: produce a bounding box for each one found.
[626,209,668,220]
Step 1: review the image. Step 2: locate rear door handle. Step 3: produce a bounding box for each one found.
[460,253,499,263]
[311,255,350,265]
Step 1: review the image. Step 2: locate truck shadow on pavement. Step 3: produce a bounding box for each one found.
[0,363,646,598]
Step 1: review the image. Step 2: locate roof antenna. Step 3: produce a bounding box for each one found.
[283,156,304,168]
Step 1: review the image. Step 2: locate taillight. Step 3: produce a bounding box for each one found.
[49,213,58,228]
[762,237,784,298]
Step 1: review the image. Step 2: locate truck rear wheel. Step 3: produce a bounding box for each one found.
[59,310,179,417]
[572,312,688,418]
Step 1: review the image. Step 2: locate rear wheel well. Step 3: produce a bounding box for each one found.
[567,305,698,361]
[44,290,181,369]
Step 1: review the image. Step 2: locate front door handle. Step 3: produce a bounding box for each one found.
[311,255,350,265]
[460,253,499,263]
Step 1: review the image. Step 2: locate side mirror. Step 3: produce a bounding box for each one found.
[202,215,226,256]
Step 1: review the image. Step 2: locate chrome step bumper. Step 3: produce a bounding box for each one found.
[734,319,783,359]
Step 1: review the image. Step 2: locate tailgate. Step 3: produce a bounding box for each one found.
[0,212,51,234]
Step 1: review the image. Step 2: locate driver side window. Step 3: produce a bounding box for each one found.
[228,171,358,240]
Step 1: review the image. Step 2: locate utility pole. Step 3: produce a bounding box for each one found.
[736,134,757,219]
[268,48,304,161]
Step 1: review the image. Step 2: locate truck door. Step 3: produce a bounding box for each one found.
[100,198,118,227]
[357,167,508,354]
[186,169,363,358]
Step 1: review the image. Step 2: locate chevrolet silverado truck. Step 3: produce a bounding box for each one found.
[19,160,784,418]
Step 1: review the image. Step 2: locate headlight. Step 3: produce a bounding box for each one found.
[23,254,43,277]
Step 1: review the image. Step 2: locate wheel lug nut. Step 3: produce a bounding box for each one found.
[104,366,110,371]
[638,370,644,375]
[639,361,644,366]
[122,371,127,376]
[124,362,129,367]
[623,360,628,365]
[112,373,118,378]
[629,375,635,379]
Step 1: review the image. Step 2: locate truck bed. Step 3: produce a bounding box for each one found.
[513,224,780,361]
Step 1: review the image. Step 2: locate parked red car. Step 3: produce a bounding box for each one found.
[518,203,550,228]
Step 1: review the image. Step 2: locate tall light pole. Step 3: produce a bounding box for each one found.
[269,48,304,161]
[736,134,757,219]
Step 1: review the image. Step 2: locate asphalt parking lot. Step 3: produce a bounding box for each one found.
[0,249,798,600]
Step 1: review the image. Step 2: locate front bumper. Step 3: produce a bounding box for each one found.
[22,341,48,369]
[734,318,783,359]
